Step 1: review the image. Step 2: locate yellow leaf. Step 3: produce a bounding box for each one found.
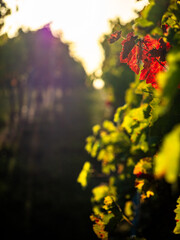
[93,124,101,135]
[77,161,91,188]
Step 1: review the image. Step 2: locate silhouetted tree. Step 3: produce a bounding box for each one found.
[0,25,86,129]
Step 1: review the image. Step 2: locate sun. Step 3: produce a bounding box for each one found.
[93,79,105,90]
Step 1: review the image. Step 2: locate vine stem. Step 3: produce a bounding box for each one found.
[111,197,133,226]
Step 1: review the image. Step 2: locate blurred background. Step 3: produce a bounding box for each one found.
[0,0,148,239]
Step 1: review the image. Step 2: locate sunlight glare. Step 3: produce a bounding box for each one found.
[3,0,149,74]
[93,79,105,90]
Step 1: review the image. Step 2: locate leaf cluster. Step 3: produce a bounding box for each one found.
[78,0,180,239]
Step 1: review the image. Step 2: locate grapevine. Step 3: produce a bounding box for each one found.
[78,0,180,239]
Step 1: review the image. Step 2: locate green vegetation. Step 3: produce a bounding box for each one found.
[78,0,180,239]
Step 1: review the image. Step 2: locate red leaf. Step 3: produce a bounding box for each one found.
[108,31,122,44]
[139,60,151,81]
[119,31,170,88]
[162,24,170,34]
[120,32,140,74]
[120,32,138,59]
[140,58,166,88]
[149,38,171,61]
[138,34,169,88]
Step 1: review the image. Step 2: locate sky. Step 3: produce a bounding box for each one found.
[2,0,148,74]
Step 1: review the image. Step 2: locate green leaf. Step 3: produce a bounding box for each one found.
[102,163,116,175]
[143,0,170,24]
[135,80,154,95]
[134,17,155,36]
[131,122,149,143]
[109,131,131,147]
[134,0,171,36]
[131,132,149,153]
[155,124,180,183]
[155,48,180,116]
[114,104,128,124]
[149,97,161,126]
[158,49,180,96]
[122,104,149,140]
[122,114,136,134]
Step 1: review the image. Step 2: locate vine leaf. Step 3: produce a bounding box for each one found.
[139,35,170,88]
[77,161,92,188]
[119,32,171,88]
[149,38,170,61]
[174,196,180,234]
[92,218,108,240]
[120,32,140,74]
[139,58,166,89]
[154,124,180,184]
[121,33,138,59]
[108,31,122,44]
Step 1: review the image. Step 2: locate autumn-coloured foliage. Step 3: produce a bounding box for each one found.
[174,196,180,234]
[120,32,171,88]
[120,32,140,74]
[108,30,122,44]
[78,0,180,239]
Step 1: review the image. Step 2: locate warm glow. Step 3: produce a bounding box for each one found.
[3,0,148,74]
[93,79,105,90]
